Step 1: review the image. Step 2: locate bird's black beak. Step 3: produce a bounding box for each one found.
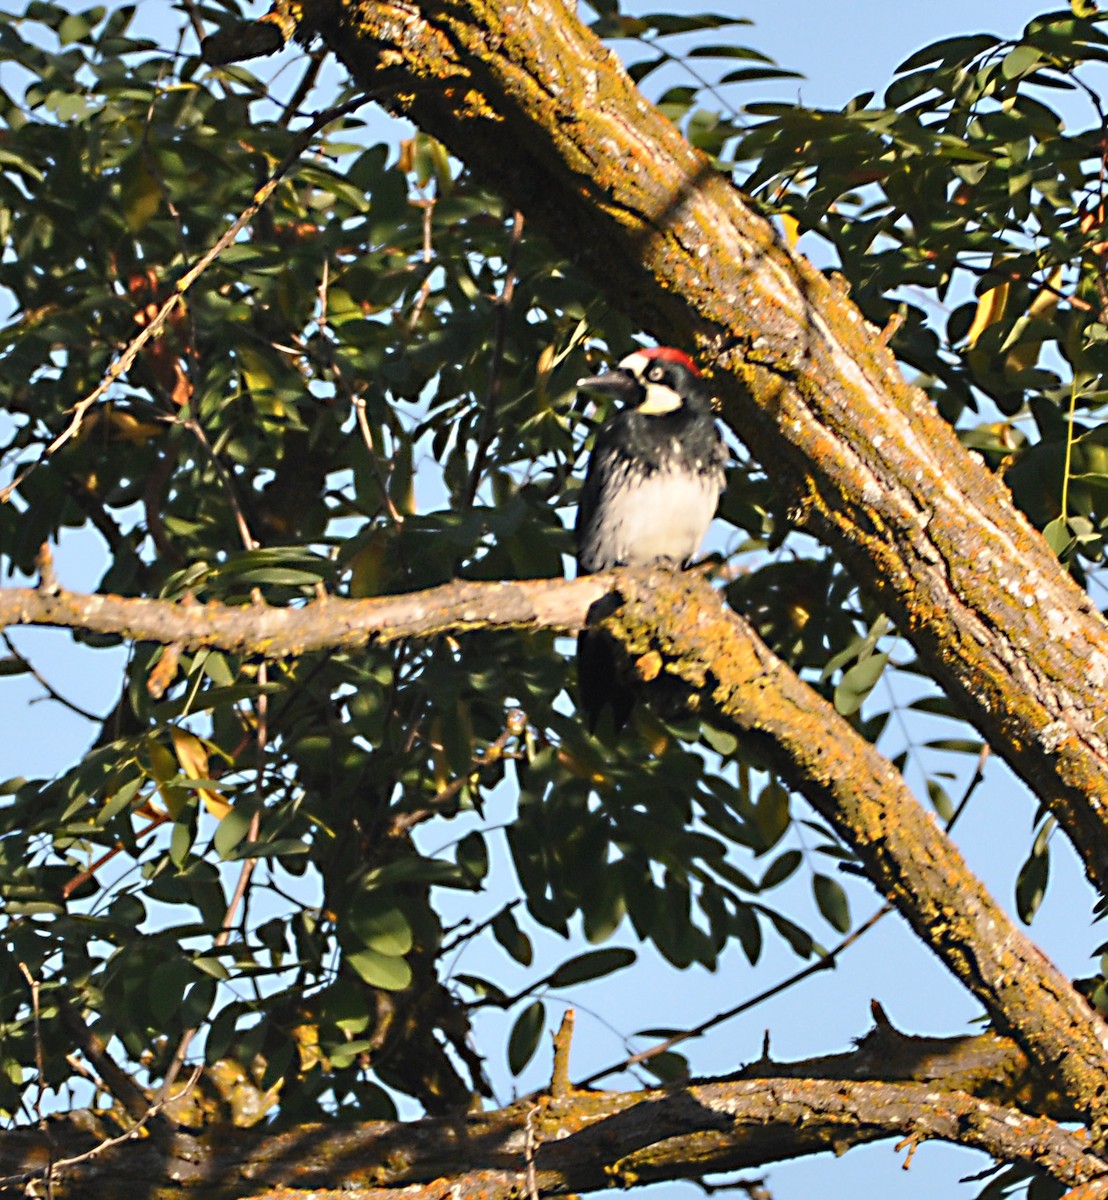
[576,368,640,404]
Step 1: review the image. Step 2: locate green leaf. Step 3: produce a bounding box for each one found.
[813,874,851,933]
[507,1000,545,1075]
[170,815,194,869]
[639,1050,689,1083]
[492,908,533,966]
[1016,821,1053,924]
[760,907,816,958]
[834,653,889,716]
[547,946,636,987]
[753,781,791,850]
[148,958,192,1025]
[927,779,954,822]
[455,831,489,882]
[896,33,1000,73]
[214,806,253,859]
[759,849,801,890]
[346,894,414,957]
[1002,44,1045,80]
[347,947,413,991]
[1043,516,1075,556]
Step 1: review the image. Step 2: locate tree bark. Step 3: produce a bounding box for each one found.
[0,1028,1099,1199]
[287,0,1108,900]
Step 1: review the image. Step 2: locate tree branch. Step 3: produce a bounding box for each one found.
[0,574,609,656]
[0,1050,1102,1199]
[599,571,1108,1130]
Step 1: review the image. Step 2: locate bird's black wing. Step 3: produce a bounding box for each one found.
[574,423,636,732]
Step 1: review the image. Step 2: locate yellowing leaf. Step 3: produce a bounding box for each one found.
[1004,267,1065,376]
[106,409,165,446]
[147,738,187,820]
[966,282,1009,348]
[237,345,285,416]
[170,728,231,820]
[120,157,161,233]
[780,213,800,249]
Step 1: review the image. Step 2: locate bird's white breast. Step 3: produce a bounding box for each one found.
[586,460,720,570]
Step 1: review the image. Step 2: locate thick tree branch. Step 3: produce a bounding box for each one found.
[294,0,1108,898]
[0,574,609,655]
[0,1038,1102,1199]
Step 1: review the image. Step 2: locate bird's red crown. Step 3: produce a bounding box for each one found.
[639,346,700,376]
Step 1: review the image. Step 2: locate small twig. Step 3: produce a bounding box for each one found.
[878,310,905,346]
[57,998,151,1122]
[550,1009,574,1099]
[698,1177,772,1199]
[895,1130,924,1170]
[17,964,45,1127]
[441,900,521,956]
[180,415,257,550]
[351,392,405,525]
[3,632,102,722]
[35,543,58,593]
[279,52,326,126]
[391,708,527,834]
[464,209,526,507]
[177,0,208,49]
[62,811,169,901]
[0,98,367,504]
[524,1103,542,1200]
[0,1065,202,1192]
[405,196,437,331]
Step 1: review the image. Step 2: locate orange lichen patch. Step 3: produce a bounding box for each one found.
[633,649,663,683]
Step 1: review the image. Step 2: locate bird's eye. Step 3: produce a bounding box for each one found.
[646,364,665,382]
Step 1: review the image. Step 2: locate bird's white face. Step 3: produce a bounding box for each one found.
[618,351,684,415]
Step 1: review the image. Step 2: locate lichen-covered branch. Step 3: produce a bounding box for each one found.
[0,1040,1102,1199]
[0,573,610,655]
[293,0,1108,897]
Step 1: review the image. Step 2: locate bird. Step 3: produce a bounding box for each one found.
[574,346,727,733]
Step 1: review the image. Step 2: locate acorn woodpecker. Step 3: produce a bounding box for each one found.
[574,346,727,732]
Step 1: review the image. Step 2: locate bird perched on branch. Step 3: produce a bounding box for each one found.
[574,346,727,733]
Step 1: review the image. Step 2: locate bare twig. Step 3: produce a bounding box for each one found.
[405,194,437,331]
[3,632,102,722]
[17,963,45,1129]
[523,1103,541,1200]
[464,209,526,507]
[550,1009,574,1100]
[0,1065,202,1193]
[279,52,326,126]
[391,708,527,834]
[352,394,406,524]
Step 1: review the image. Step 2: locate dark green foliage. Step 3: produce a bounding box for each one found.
[1,0,1104,1139]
